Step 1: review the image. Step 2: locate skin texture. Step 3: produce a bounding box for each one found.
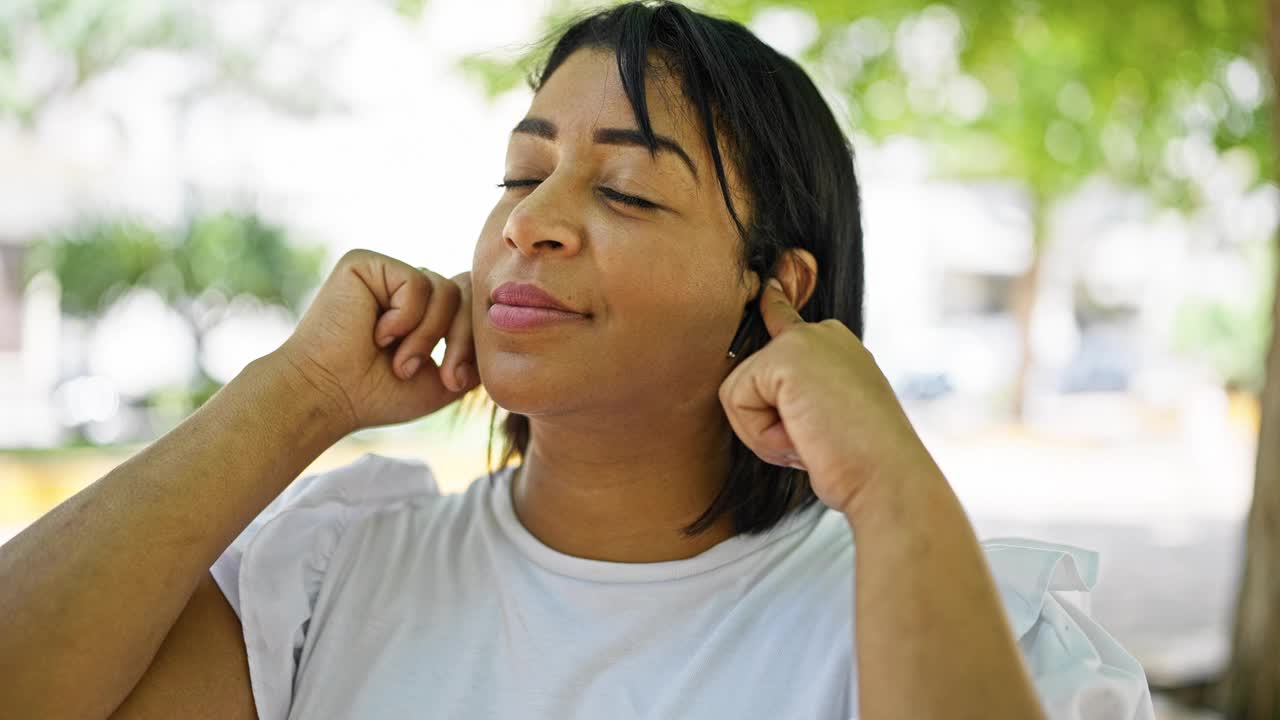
[471,48,818,562]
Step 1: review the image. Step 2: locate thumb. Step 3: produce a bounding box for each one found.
[759,278,805,338]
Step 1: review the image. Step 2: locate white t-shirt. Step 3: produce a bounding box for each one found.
[210,453,1154,720]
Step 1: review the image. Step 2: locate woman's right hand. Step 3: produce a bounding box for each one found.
[271,248,481,435]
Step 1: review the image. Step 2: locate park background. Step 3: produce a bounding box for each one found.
[0,0,1275,717]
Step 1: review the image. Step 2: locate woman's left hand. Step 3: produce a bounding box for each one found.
[718,280,940,516]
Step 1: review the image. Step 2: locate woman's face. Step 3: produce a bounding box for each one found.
[472,48,759,418]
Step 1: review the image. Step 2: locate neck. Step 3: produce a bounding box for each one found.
[509,406,738,563]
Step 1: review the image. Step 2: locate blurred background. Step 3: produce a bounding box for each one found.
[0,0,1274,717]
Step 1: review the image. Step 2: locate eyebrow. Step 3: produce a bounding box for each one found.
[512,116,699,180]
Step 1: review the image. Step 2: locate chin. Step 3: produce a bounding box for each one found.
[475,356,580,416]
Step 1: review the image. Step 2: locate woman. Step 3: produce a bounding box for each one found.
[0,2,1154,718]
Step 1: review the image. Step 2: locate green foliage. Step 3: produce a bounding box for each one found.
[738,0,1268,205]
[458,54,532,99]
[1173,235,1277,393]
[174,212,326,313]
[24,210,328,318]
[0,0,204,124]
[454,0,602,99]
[2,0,395,126]
[23,219,167,316]
[393,0,431,18]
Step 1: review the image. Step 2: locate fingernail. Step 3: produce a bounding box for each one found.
[456,364,472,388]
[378,335,395,348]
[768,278,783,291]
[402,356,421,378]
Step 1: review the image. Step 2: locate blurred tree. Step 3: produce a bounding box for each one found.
[1173,236,1276,394]
[0,0,201,126]
[23,210,327,391]
[716,0,1268,418]
[1,0,433,126]
[1226,1,1280,716]
[2,0,421,408]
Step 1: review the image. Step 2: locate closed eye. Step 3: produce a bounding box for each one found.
[497,179,661,211]
[496,179,542,190]
[598,186,659,210]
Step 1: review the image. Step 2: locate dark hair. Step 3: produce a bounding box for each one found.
[467,0,865,537]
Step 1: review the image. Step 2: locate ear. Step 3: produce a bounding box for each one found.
[769,248,818,310]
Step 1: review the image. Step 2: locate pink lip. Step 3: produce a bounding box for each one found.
[487,281,588,331]
[488,303,588,331]
[490,282,583,314]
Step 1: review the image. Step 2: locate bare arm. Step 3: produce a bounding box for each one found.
[0,252,477,720]
[845,460,1047,720]
[0,353,348,720]
[108,572,256,720]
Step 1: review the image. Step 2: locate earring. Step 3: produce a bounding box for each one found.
[728,277,770,359]
[727,306,760,359]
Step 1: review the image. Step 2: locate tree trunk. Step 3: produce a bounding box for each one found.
[1009,194,1047,422]
[1224,1,1280,716]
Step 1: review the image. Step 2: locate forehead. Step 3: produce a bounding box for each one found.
[528,48,702,155]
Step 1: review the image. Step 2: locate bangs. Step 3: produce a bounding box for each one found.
[533,2,752,241]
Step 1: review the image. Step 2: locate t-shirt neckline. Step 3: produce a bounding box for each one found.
[488,463,828,584]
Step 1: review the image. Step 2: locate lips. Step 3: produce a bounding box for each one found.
[490,282,585,315]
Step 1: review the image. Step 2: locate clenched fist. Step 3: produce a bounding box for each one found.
[271,249,480,435]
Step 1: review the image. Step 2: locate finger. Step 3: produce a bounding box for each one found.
[719,355,800,467]
[759,278,806,338]
[393,277,461,380]
[371,265,434,348]
[440,272,477,391]
[400,351,474,403]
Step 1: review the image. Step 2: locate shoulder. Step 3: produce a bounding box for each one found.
[207,452,461,720]
[210,452,444,617]
[270,452,439,513]
[795,518,1154,718]
[246,451,445,544]
[981,537,1155,718]
[800,515,1107,642]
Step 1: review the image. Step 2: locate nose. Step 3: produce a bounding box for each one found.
[502,178,585,257]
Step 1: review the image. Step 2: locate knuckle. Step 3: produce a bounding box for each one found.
[435,278,462,301]
[447,316,474,345]
[405,265,430,287]
[452,278,473,304]
[401,325,443,353]
[772,362,799,384]
[414,266,441,285]
[429,283,462,315]
[340,248,373,265]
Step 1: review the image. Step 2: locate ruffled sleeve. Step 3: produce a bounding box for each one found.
[982,537,1156,720]
[208,452,437,720]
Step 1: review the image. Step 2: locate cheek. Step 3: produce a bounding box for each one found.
[600,244,739,340]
